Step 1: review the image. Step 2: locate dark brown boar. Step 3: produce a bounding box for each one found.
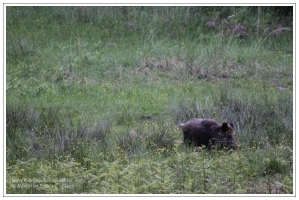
[179,118,237,150]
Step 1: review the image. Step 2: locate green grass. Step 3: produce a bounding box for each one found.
[6,6,293,194]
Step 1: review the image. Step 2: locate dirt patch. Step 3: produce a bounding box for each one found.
[142,58,184,72]
[190,62,239,81]
[139,58,243,81]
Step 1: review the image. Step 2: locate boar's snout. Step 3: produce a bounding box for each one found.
[229,142,238,150]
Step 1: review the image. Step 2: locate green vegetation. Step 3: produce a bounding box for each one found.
[6,6,293,194]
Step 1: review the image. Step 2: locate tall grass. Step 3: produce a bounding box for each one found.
[6,6,293,194]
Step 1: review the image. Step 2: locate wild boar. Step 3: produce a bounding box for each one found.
[179,118,237,150]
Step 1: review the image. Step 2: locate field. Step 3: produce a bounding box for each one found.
[5,6,293,194]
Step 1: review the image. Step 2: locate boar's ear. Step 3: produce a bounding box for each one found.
[179,123,184,128]
[221,123,229,132]
[229,122,234,128]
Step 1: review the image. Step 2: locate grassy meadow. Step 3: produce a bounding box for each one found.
[5,6,293,194]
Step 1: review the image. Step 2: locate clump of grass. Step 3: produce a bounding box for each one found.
[115,129,142,158]
[6,103,39,133]
[6,37,35,58]
[144,120,176,151]
[6,103,40,163]
[6,100,111,166]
